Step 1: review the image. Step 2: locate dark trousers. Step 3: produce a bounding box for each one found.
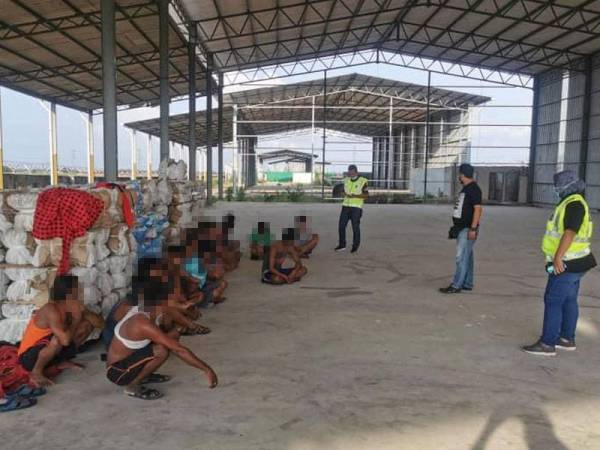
[338,206,362,249]
[541,272,583,346]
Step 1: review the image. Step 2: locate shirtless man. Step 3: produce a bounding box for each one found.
[106,257,218,400]
[293,215,319,258]
[221,213,241,271]
[262,228,308,284]
[18,275,103,386]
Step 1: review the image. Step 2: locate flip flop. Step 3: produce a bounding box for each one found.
[7,385,47,399]
[140,373,171,384]
[195,326,211,335]
[0,396,37,413]
[124,385,163,400]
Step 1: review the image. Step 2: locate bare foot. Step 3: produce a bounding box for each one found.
[55,361,85,371]
[31,372,54,387]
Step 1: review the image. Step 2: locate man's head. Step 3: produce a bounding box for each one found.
[554,170,585,199]
[294,215,307,231]
[51,275,80,310]
[458,163,475,185]
[167,244,187,264]
[347,164,358,179]
[282,227,296,246]
[133,256,168,314]
[257,221,269,234]
[197,220,221,255]
[223,213,235,231]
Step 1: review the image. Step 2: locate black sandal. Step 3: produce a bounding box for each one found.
[0,396,37,412]
[125,385,163,400]
[140,373,171,384]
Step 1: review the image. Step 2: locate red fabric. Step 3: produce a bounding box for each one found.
[0,344,31,397]
[95,182,135,229]
[32,188,104,275]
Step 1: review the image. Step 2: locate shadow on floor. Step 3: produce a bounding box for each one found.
[471,404,569,450]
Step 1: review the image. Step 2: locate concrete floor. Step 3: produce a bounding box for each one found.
[3,202,600,450]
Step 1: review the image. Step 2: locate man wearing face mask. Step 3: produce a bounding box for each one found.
[440,163,483,294]
[522,170,596,356]
[335,164,369,254]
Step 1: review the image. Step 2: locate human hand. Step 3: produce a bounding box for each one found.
[468,230,478,241]
[553,257,566,275]
[205,368,218,388]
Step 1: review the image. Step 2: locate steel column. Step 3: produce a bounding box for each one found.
[232,104,238,193]
[188,21,197,181]
[86,111,94,183]
[158,0,169,162]
[146,134,152,179]
[311,95,315,185]
[218,72,224,198]
[387,97,393,189]
[321,69,327,199]
[527,76,540,204]
[423,71,431,203]
[206,54,213,202]
[0,89,5,190]
[130,130,137,179]
[49,102,58,185]
[579,57,592,184]
[101,0,118,181]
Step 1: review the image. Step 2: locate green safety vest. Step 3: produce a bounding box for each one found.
[342,176,368,208]
[541,194,593,261]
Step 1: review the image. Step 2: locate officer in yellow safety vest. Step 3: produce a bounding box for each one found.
[335,165,369,254]
[523,170,597,356]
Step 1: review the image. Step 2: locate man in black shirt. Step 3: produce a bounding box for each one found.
[523,170,596,356]
[440,164,483,294]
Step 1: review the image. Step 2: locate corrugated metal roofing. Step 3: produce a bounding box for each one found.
[125,73,490,145]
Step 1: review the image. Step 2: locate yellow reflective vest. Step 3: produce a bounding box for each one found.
[542,194,593,261]
[342,176,368,208]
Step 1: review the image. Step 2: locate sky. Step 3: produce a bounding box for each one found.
[0,60,532,175]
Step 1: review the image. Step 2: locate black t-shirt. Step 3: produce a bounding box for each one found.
[453,182,482,229]
[559,196,597,273]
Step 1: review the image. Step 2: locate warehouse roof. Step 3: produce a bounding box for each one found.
[125,73,490,145]
[0,0,208,112]
[183,0,600,77]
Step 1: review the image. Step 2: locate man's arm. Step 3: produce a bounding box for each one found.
[141,320,217,388]
[347,182,369,199]
[83,309,104,329]
[46,306,72,346]
[553,230,576,275]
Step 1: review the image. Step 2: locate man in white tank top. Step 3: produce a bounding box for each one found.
[106,257,218,400]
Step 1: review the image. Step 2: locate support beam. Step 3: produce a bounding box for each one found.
[321,69,327,199]
[188,21,197,181]
[159,0,169,162]
[423,71,431,203]
[232,104,238,193]
[0,89,4,190]
[146,134,152,179]
[130,129,137,179]
[101,0,118,181]
[579,57,592,184]
[206,53,213,202]
[527,76,540,204]
[311,95,315,185]
[86,111,94,183]
[218,72,224,199]
[49,102,58,186]
[387,97,393,189]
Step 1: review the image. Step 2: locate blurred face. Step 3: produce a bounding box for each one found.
[458,174,466,185]
[63,284,82,314]
[348,168,358,179]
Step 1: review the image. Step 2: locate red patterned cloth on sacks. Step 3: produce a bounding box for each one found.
[32,188,104,275]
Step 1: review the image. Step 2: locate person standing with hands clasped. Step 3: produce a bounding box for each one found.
[335,165,369,254]
[440,164,483,294]
[522,170,596,356]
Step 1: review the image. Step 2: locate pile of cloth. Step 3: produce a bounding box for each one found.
[0,160,206,344]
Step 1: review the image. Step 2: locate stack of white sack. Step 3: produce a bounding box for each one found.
[0,266,56,343]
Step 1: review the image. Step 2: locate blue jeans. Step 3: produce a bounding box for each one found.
[338,206,362,249]
[541,271,583,346]
[451,228,475,289]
